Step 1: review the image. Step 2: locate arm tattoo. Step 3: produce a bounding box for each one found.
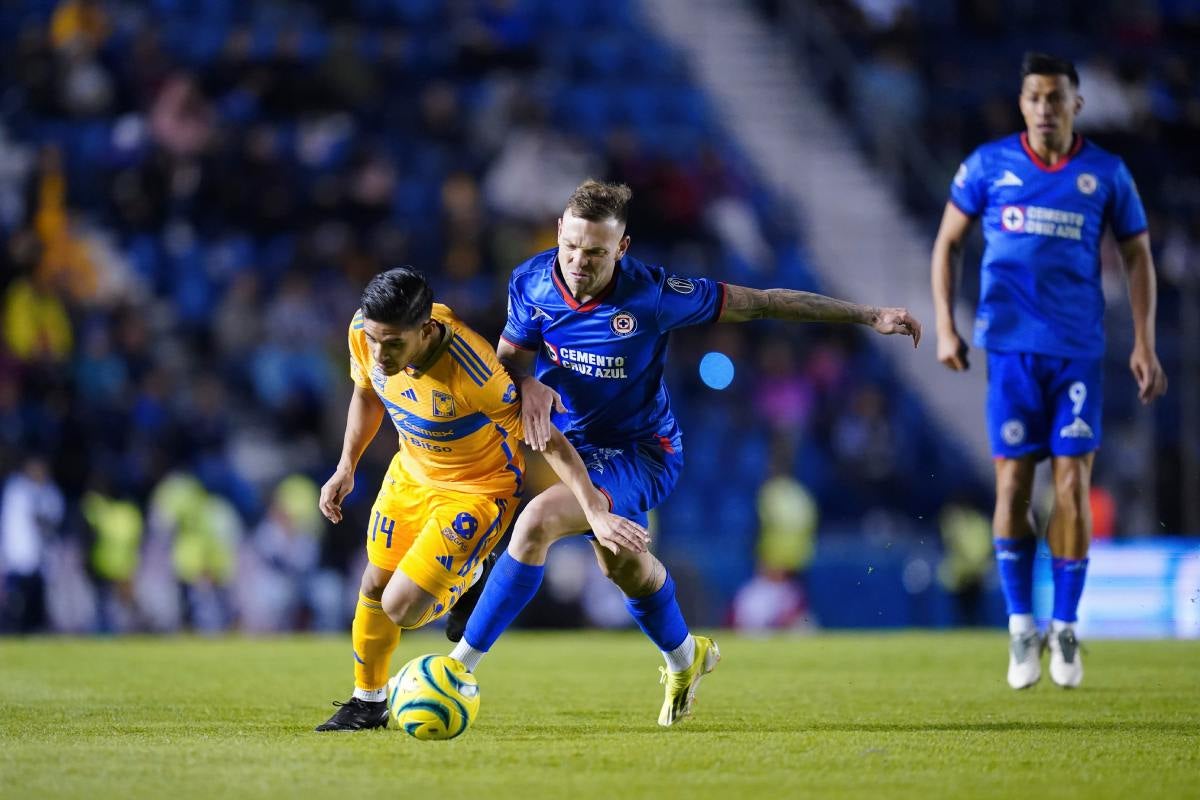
[722,284,877,325]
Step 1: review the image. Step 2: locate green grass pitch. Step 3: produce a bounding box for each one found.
[2,632,1197,799]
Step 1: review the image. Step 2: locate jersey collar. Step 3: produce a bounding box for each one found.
[552,256,621,313]
[1020,133,1084,173]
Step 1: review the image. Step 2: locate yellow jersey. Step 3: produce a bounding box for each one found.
[348,303,525,497]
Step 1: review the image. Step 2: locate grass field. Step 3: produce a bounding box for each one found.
[2,631,1198,799]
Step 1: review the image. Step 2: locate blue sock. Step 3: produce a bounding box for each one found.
[1051,557,1089,623]
[462,550,544,652]
[994,537,1036,616]
[624,571,689,652]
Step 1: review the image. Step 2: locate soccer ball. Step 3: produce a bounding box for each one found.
[387,654,480,740]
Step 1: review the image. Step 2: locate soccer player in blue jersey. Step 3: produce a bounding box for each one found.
[931,53,1167,689]
[447,179,921,726]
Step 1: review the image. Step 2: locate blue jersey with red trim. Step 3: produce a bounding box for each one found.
[501,249,725,445]
[949,133,1147,358]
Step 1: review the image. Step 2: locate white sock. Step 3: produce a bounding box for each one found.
[451,640,486,673]
[353,687,387,703]
[1008,613,1036,636]
[663,635,696,672]
[1050,619,1074,635]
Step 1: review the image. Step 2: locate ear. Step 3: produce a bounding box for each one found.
[1074,92,1084,115]
[616,235,631,260]
[556,217,563,238]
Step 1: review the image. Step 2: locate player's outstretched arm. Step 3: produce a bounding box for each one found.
[1119,232,1168,404]
[319,385,385,524]
[498,338,563,452]
[931,202,974,370]
[719,284,921,347]
[540,427,650,556]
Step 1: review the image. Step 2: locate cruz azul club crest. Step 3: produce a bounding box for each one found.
[610,311,637,337]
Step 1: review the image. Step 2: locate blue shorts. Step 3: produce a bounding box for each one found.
[986,351,1103,460]
[574,435,684,528]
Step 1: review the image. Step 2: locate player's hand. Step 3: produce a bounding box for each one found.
[872,307,921,348]
[586,511,651,556]
[937,329,970,371]
[319,468,355,524]
[520,375,565,452]
[1130,343,1167,404]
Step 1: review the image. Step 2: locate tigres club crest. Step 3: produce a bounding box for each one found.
[610,311,637,337]
[432,389,456,418]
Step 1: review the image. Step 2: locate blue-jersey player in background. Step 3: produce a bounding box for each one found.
[931,53,1168,689]
[447,179,921,726]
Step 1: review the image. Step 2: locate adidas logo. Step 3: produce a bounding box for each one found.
[400,388,417,402]
[992,170,1024,188]
[531,307,552,321]
[1059,417,1094,439]
[436,555,454,571]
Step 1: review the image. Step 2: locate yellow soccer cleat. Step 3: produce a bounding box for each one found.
[657,636,721,727]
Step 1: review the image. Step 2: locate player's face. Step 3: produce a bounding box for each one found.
[556,209,630,300]
[362,317,435,375]
[1019,74,1082,151]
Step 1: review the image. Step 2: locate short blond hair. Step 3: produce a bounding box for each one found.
[566,179,632,225]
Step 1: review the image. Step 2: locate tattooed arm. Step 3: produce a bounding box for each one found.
[718,283,922,346]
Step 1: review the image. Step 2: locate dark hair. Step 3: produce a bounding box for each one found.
[566,179,632,225]
[360,266,433,327]
[1021,52,1079,88]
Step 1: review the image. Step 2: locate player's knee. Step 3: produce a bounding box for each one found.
[595,552,641,590]
[510,510,559,551]
[995,474,1031,514]
[1053,466,1088,512]
[382,594,428,629]
[359,569,388,602]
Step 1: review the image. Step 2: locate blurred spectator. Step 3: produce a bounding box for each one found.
[936,499,993,626]
[149,74,215,158]
[83,480,144,633]
[49,0,110,53]
[732,448,817,632]
[240,474,324,632]
[2,270,73,364]
[1,457,64,632]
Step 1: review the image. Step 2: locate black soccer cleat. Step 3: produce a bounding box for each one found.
[445,551,498,643]
[314,697,389,732]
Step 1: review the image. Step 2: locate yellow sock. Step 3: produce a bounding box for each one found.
[352,593,400,692]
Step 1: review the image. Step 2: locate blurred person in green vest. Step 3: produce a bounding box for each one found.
[732,445,818,632]
[83,477,143,633]
[149,473,243,632]
[938,497,995,626]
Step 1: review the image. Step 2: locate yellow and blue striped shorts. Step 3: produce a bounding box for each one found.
[365,469,519,598]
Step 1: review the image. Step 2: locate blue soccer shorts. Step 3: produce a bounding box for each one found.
[573,434,684,527]
[986,350,1103,460]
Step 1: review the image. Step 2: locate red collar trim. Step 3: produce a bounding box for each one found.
[1020,133,1084,173]
[552,259,620,313]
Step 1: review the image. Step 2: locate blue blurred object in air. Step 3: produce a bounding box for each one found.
[699,352,735,390]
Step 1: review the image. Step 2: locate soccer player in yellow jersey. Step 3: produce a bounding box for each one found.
[315,267,648,731]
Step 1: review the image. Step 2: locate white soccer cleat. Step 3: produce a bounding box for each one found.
[1047,627,1083,688]
[1006,630,1043,690]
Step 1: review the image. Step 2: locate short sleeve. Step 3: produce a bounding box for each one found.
[348,310,371,389]
[949,148,987,217]
[656,275,725,332]
[454,333,525,442]
[500,274,539,350]
[1108,160,1148,240]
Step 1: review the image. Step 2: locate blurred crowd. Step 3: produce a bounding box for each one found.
[0,0,1062,636]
